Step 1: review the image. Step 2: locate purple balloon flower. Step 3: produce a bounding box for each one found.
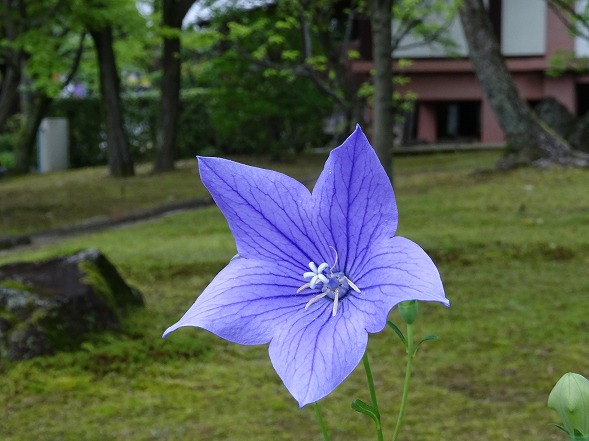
[163,126,448,407]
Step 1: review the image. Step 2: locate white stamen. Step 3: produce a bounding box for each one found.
[329,246,338,271]
[331,289,339,316]
[345,276,361,293]
[296,282,311,294]
[308,262,318,272]
[305,292,328,310]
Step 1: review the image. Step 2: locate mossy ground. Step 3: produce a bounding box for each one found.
[0,155,325,237]
[1,150,588,440]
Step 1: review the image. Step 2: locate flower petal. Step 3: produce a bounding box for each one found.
[349,236,448,333]
[312,126,398,274]
[163,257,307,344]
[198,156,321,272]
[269,302,368,407]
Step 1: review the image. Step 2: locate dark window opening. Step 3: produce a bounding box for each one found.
[435,101,481,142]
[576,83,589,116]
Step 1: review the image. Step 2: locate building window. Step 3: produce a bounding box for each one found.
[435,101,481,142]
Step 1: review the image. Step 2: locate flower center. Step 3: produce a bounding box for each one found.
[297,257,361,317]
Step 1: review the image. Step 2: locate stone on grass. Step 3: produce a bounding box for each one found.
[0,249,143,361]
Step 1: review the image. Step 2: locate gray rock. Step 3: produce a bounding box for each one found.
[0,249,143,361]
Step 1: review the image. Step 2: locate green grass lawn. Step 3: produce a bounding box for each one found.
[1,150,588,441]
[0,155,326,237]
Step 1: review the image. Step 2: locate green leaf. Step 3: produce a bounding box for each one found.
[347,49,360,60]
[268,34,285,45]
[551,423,568,434]
[275,19,296,30]
[305,55,327,71]
[414,335,439,355]
[281,50,300,61]
[397,58,413,69]
[357,82,374,99]
[351,399,380,424]
[252,46,267,61]
[387,320,407,349]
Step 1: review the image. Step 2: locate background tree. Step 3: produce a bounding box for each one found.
[367,0,459,180]
[548,0,589,39]
[188,1,335,156]
[153,0,195,172]
[0,1,24,130]
[369,0,394,181]
[545,0,589,150]
[85,0,136,178]
[0,0,86,173]
[183,0,462,165]
[74,0,150,177]
[14,33,85,173]
[459,0,589,168]
[198,0,365,142]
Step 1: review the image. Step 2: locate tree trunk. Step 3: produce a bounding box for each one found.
[90,26,134,177]
[369,0,394,181]
[459,0,589,167]
[13,92,52,173]
[0,62,21,129]
[0,0,24,130]
[153,0,194,172]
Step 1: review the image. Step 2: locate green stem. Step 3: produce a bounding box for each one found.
[362,353,384,441]
[391,322,414,441]
[313,402,330,441]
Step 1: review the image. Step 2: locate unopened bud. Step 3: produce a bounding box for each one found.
[398,300,419,325]
[548,372,589,439]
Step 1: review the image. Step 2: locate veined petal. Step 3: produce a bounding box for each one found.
[269,302,368,407]
[163,258,307,345]
[312,126,399,273]
[349,236,448,334]
[198,157,321,272]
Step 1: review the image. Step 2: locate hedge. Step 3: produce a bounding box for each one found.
[48,86,331,168]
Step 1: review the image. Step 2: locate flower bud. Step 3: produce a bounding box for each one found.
[398,300,419,324]
[548,372,589,439]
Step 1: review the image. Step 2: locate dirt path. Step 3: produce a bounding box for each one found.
[0,197,214,254]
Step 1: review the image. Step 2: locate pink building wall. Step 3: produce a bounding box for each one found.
[351,3,581,144]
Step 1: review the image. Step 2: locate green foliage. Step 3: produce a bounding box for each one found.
[205,71,330,156]
[49,96,106,167]
[393,0,461,53]
[191,4,333,156]
[47,76,329,167]
[47,90,214,167]
[547,49,589,77]
[545,1,589,77]
[0,0,84,97]
[0,133,16,155]
[0,115,22,168]
[0,151,14,169]
[175,89,217,157]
